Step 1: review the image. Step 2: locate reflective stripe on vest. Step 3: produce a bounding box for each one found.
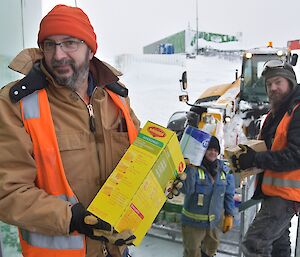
[106,88,138,144]
[20,90,85,257]
[262,103,300,201]
[182,208,216,222]
[220,171,226,180]
[198,169,205,180]
[20,230,84,249]
[198,168,226,180]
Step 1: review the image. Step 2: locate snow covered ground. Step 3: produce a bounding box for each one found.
[121,56,241,125]
[116,54,299,257]
[120,54,240,127]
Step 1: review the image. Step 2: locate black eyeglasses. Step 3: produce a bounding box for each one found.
[41,39,84,53]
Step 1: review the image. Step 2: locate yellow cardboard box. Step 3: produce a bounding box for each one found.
[224,140,267,178]
[88,121,186,245]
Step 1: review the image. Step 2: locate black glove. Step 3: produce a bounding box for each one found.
[231,144,256,172]
[70,202,112,241]
[70,203,136,245]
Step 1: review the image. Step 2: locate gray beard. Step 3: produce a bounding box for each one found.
[51,50,90,91]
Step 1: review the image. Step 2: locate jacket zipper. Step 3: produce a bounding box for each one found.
[74,90,96,133]
[76,88,103,188]
[89,88,104,187]
[87,103,96,133]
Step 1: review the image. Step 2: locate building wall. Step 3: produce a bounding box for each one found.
[143,30,186,54]
[0,0,42,87]
[0,1,42,255]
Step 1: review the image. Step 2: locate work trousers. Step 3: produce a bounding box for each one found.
[241,196,299,257]
[182,224,221,257]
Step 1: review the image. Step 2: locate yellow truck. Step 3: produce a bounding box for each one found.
[167,44,298,151]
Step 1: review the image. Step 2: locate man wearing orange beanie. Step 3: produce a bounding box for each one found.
[38,4,97,54]
[0,4,140,257]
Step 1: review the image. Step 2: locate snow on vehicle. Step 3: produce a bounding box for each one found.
[168,43,298,149]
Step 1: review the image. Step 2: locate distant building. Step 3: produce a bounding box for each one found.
[144,30,186,54]
[143,29,242,55]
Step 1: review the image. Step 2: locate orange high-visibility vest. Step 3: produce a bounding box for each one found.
[19,89,85,257]
[19,88,138,257]
[262,103,300,201]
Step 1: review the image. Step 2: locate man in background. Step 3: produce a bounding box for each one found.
[232,60,300,257]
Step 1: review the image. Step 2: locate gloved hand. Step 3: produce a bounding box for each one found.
[93,228,135,246]
[70,202,113,241]
[231,144,256,172]
[166,172,187,199]
[222,215,233,233]
[107,230,136,246]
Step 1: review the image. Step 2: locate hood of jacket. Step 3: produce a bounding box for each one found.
[262,85,300,143]
[289,85,300,109]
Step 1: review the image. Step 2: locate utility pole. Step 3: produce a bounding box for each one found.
[196,0,199,55]
[20,0,25,49]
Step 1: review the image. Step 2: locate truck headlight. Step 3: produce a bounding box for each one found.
[245,52,252,59]
[224,116,231,123]
[277,50,283,56]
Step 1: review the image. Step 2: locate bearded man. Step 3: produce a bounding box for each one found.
[0,4,140,257]
[232,60,300,257]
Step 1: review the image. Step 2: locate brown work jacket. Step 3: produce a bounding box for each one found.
[0,48,140,257]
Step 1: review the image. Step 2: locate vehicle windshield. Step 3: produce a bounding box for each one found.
[168,111,187,124]
[240,54,286,103]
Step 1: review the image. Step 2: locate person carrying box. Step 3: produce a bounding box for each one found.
[231,60,300,257]
[180,136,235,257]
[0,4,140,257]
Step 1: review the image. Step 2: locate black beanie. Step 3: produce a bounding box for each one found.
[262,62,297,90]
[207,136,220,154]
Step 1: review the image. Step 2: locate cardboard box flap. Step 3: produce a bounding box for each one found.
[225,140,267,178]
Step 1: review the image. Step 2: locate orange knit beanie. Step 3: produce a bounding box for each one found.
[38,4,97,53]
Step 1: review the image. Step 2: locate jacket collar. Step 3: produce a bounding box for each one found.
[8,48,122,87]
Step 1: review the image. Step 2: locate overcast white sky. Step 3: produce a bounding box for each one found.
[43,0,300,59]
